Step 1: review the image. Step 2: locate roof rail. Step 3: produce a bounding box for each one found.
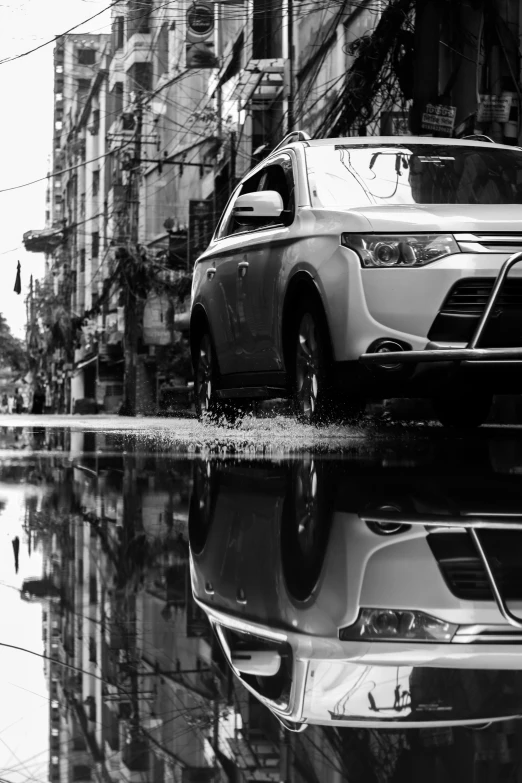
[461,134,495,143]
[271,130,311,154]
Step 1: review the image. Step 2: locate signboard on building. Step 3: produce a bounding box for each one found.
[186,0,218,68]
[477,94,513,123]
[421,104,457,134]
[188,199,215,265]
[143,293,173,346]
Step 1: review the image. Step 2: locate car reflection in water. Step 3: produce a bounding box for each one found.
[188,444,522,733]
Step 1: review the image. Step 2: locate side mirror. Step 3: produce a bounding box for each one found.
[233,190,284,219]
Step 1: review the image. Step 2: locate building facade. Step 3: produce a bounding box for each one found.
[23,0,522,414]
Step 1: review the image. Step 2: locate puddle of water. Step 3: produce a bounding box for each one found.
[1,426,522,781]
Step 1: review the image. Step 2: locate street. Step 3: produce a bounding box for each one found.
[0,417,521,783]
[3,0,522,779]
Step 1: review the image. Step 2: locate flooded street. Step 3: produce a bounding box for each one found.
[2,418,522,782]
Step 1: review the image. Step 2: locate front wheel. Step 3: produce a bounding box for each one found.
[194,329,252,424]
[290,298,332,424]
[432,394,492,428]
[288,297,363,424]
[194,330,220,420]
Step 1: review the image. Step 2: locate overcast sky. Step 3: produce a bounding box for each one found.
[0,4,113,780]
[0,484,47,783]
[0,0,112,339]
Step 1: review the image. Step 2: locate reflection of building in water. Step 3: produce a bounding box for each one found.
[29,448,299,782]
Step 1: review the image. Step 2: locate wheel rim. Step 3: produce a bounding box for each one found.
[294,461,320,564]
[295,313,320,419]
[197,335,213,413]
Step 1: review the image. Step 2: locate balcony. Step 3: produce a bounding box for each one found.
[124,33,153,73]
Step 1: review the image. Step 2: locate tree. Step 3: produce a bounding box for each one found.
[0,313,28,374]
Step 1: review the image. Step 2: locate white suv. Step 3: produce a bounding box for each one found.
[189,457,522,730]
[190,134,522,426]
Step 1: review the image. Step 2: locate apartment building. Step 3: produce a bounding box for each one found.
[24,1,441,415]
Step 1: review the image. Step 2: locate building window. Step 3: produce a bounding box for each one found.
[92,170,100,196]
[92,232,99,259]
[127,0,152,38]
[157,22,169,77]
[89,575,97,605]
[253,0,283,59]
[77,48,96,65]
[77,78,91,94]
[112,16,125,51]
[80,249,86,273]
[90,109,100,136]
[111,82,124,120]
[128,62,152,93]
[89,637,97,664]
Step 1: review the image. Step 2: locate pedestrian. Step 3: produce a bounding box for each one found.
[7,394,14,414]
[32,386,45,415]
[12,536,20,574]
[15,389,23,414]
[1,394,7,413]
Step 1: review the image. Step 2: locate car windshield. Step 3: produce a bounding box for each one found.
[306,661,522,723]
[305,144,522,208]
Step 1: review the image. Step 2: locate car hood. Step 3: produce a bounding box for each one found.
[347,204,522,233]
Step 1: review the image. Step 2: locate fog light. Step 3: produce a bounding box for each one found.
[372,340,404,370]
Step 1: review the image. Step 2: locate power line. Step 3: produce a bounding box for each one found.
[0,0,120,66]
[0,143,133,195]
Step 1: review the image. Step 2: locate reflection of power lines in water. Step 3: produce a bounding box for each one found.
[331,668,411,717]
[367,686,411,714]
[332,666,373,715]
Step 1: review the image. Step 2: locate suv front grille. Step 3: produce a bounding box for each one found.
[456,232,522,253]
[441,278,522,315]
[428,532,522,601]
[428,277,522,343]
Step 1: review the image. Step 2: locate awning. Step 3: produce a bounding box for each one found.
[232,58,284,108]
[23,228,64,254]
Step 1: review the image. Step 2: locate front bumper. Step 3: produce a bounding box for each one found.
[361,506,522,632]
[359,251,522,370]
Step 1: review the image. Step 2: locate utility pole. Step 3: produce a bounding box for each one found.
[122,95,143,416]
[287,0,295,133]
[411,0,441,134]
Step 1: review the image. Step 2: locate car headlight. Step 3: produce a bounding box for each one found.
[341,233,460,268]
[339,609,458,643]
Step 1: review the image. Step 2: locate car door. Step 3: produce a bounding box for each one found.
[235,154,297,375]
[204,166,281,379]
[195,186,249,377]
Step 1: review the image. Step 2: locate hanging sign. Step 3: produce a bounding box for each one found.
[189,200,214,264]
[477,94,513,123]
[186,0,218,68]
[421,104,457,134]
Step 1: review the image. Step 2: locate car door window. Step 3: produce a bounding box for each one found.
[218,154,296,239]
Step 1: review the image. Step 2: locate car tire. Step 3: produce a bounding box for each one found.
[188,460,218,555]
[194,329,249,423]
[280,460,333,601]
[432,394,492,428]
[194,329,222,420]
[289,296,334,424]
